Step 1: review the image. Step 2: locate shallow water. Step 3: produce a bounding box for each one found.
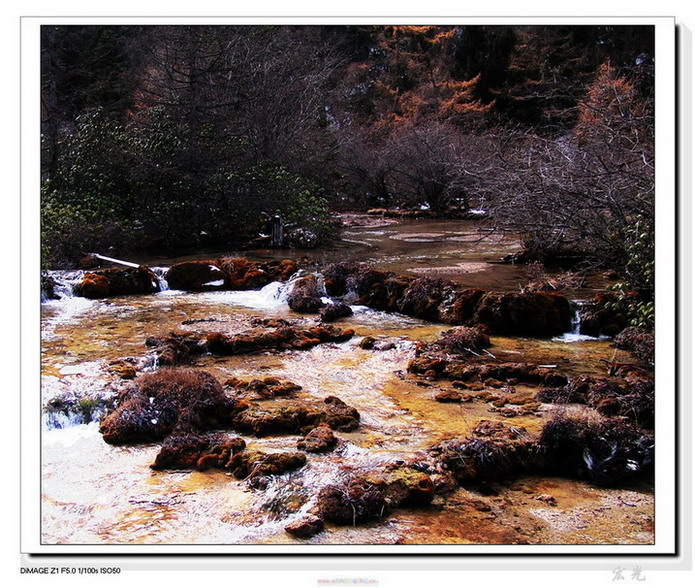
[40,216,653,546]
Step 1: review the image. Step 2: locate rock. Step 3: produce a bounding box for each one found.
[143,325,354,368]
[317,477,390,525]
[438,289,485,324]
[408,358,567,388]
[319,302,353,322]
[78,253,102,269]
[587,378,654,428]
[363,466,436,507]
[231,396,360,437]
[578,293,633,337]
[226,450,307,480]
[320,263,572,336]
[286,227,319,248]
[430,420,534,484]
[205,325,355,355]
[41,274,58,300]
[44,391,115,427]
[270,259,300,282]
[77,266,159,298]
[165,261,229,291]
[287,275,325,313]
[398,277,457,321]
[285,515,324,539]
[99,368,241,445]
[323,396,362,431]
[535,411,654,485]
[150,432,246,471]
[323,262,360,297]
[319,262,574,336]
[536,375,654,428]
[435,326,491,354]
[472,291,572,336]
[614,327,655,364]
[359,336,377,350]
[534,494,557,506]
[434,390,463,403]
[359,336,399,351]
[224,376,302,399]
[107,359,137,379]
[93,266,159,296]
[145,332,204,366]
[77,272,110,298]
[297,425,339,453]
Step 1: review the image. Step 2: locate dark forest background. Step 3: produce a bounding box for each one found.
[41,24,655,306]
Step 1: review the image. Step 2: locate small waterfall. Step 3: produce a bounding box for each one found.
[42,363,117,431]
[43,270,84,301]
[196,276,298,311]
[553,301,600,342]
[151,266,170,292]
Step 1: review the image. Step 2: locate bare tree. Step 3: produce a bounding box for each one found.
[482,62,654,268]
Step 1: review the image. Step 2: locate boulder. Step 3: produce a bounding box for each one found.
[145,332,204,366]
[323,262,361,297]
[614,327,655,364]
[107,359,138,380]
[536,374,654,428]
[99,368,240,445]
[362,466,435,507]
[317,478,390,525]
[285,515,324,539]
[224,376,302,399]
[150,432,246,471]
[320,263,573,336]
[397,277,457,321]
[205,325,354,355]
[226,450,307,480]
[215,257,299,290]
[438,289,485,324]
[434,390,463,403]
[41,274,58,300]
[77,266,159,298]
[297,425,339,453]
[578,293,634,337]
[231,396,360,437]
[94,266,159,296]
[287,275,325,313]
[435,326,491,354]
[472,291,572,336]
[165,261,229,291]
[77,272,110,298]
[319,302,354,322]
[536,411,654,486]
[408,358,568,388]
[430,421,534,483]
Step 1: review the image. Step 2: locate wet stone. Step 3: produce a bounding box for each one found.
[297,425,339,453]
[317,477,390,526]
[285,515,324,539]
[434,390,463,403]
[227,450,307,481]
[150,433,246,471]
[99,368,241,445]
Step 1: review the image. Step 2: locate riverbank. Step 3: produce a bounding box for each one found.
[40,217,654,546]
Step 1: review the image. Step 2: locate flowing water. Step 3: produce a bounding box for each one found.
[40,216,654,547]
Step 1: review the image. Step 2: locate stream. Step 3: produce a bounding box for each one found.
[40,216,654,547]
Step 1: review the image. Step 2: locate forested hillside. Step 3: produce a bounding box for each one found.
[41,24,654,304]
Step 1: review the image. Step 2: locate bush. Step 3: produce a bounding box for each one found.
[604,217,654,330]
[42,112,337,266]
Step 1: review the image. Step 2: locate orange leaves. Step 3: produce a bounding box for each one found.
[575,61,650,144]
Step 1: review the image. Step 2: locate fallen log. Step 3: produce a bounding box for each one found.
[90,253,141,269]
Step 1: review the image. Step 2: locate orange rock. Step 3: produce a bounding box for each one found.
[79,273,110,298]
